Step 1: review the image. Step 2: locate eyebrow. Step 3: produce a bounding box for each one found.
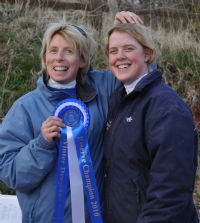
[109,44,136,49]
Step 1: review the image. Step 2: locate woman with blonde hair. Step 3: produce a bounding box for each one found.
[104,23,199,223]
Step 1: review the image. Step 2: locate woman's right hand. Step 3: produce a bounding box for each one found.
[41,116,65,143]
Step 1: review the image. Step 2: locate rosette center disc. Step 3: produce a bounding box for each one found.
[53,99,90,129]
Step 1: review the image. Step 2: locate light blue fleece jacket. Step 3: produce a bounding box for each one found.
[0,69,119,223]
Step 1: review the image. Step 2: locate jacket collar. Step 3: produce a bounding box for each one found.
[37,74,97,103]
[133,70,162,92]
[117,70,162,99]
[76,80,97,102]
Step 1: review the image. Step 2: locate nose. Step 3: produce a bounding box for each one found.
[116,49,126,59]
[56,51,64,61]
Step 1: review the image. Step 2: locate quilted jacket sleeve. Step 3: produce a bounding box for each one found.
[0,100,57,192]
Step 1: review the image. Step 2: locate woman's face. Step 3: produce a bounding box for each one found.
[45,34,85,84]
[108,31,150,85]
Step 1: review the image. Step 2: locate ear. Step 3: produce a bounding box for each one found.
[79,57,87,68]
[144,48,152,63]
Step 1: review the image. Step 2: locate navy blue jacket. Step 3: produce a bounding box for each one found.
[104,70,199,223]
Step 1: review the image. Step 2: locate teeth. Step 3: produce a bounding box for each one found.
[54,66,68,71]
[118,64,128,69]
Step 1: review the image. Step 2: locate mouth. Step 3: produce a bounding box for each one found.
[117,63,131,70]
[53,66,68,71]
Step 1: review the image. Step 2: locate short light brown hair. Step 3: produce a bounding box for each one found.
[105,23,157,67]
[40,23,95,83]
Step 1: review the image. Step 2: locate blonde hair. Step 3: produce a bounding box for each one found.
[40,23,95,83]
[105,23,157,68]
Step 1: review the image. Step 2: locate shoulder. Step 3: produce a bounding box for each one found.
[87,69,120,93]
[2,90,37,126]
[87,69,114,81]
[3,75,45,120]
[14,75,46,107]
[140,71,189,111]
[145,82,193,125]
[12,88,40,109]
[153,82,189,108]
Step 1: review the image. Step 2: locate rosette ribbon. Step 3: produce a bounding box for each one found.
[53,98,103,223]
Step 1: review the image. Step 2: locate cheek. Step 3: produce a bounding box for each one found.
[44,56,50,66]
[108,55,115,66]
[45,53,54,63]
[45,61,51,70]
[45,59,48,66]
[131,53,145,64]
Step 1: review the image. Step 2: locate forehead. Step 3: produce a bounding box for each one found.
[109,31,140,47]
[48,33,76,48]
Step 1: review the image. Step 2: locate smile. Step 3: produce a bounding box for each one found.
[118,64,129,69]
[117,63,131,71]
[53,66,68,71]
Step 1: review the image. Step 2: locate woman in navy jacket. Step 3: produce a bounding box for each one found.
[104,23,199,223]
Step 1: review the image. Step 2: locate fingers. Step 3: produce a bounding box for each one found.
[41,116,65,143]
[44,117,64,128]
[114,11,144,25]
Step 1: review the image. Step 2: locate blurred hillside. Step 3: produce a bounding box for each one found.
[0,0,200,215]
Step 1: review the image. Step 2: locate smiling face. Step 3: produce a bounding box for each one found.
[44,34,85,84]
[108,31,150,85]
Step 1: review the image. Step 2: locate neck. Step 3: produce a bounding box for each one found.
[48,78,76,89]
[124,73,148,95]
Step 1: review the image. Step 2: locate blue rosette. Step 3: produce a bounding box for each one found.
[53,98,90,129]
[53,98,103,223]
